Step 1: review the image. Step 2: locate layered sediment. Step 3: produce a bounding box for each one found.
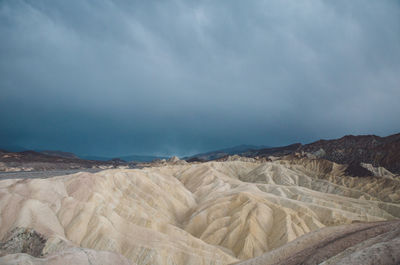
[0,158,399,264]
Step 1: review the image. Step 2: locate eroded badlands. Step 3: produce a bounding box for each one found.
[0,157,399,264]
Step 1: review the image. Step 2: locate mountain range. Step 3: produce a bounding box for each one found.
[186,133,400,174]
[184,144,270,161]
[1,132,400,174]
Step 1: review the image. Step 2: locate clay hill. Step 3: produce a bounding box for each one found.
[0,154,399,264]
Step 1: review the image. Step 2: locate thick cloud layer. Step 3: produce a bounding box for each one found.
[1,0,400,156]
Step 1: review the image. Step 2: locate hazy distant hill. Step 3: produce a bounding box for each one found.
[80,154,167,162]
[78,155,117,161]
[185,144,270,161]
[38,150,79,159]
[118,154,168,162]
[0,149,118,171]
[242,143,302,157]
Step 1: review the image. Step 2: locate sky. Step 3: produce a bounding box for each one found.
[1,0,400,157]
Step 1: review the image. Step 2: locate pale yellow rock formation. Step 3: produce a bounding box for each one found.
[361,162,397,178]
[0,158,399,265]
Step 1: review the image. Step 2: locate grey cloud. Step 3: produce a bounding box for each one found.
[0,0,399,156]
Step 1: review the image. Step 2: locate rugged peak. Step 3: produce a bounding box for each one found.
[299,132,400,174]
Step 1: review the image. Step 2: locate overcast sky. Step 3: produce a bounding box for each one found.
[1,0,400,157]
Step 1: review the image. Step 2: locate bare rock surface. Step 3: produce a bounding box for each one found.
[0,158,399,264]
[0,227,46,257]
[297,133,400,174]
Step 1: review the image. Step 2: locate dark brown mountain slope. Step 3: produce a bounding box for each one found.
[219,133,400,175]
[243,143,302,157]
[298,133,400,174]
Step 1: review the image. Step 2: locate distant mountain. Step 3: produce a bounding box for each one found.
[0,149,117,171]
[185,133,400,175]
[37,150,79,159]
[218,144,270,154]
[241,133,400,175]
[185,144,270,161]
[118,154,168,162]
[79,154,167,162]
[0,150,79,163]
[242,143,302,157]
[78,155,113,161]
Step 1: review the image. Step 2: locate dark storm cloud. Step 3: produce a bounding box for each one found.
[1,0,400,156]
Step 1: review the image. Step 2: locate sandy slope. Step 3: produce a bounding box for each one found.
[0,158,399,264]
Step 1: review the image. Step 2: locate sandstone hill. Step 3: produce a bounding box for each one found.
[0,157,399,264]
